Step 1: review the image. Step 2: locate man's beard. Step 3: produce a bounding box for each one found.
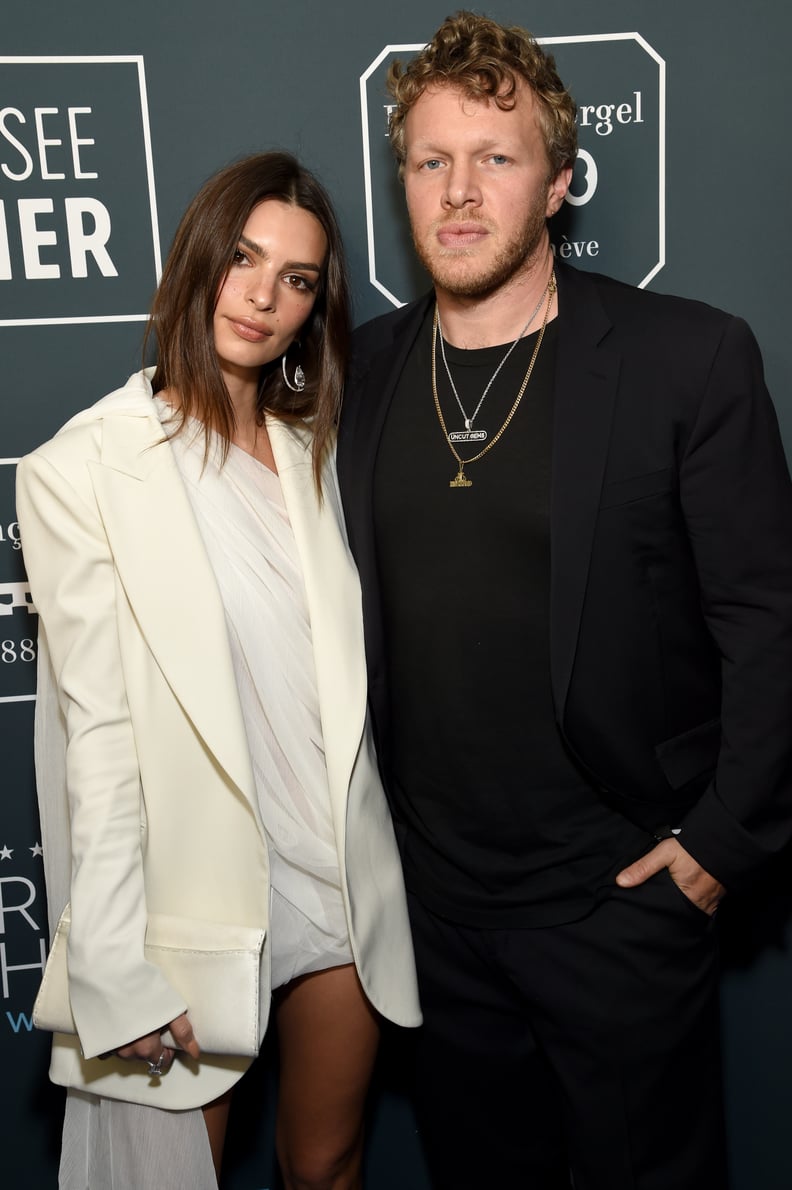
[411,194,548,299]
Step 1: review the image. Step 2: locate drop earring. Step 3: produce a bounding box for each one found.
[281,345,306,392]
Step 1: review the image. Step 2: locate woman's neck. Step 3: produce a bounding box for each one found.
[224,374,278,472]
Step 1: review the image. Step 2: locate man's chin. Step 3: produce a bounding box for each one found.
[415,217,549,300]
[423,259,502,299]
[417,243,541,301]
[432,268,515,300]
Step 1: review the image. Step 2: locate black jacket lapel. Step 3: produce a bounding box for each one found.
[551,265,621,720]
[341,270,622,741]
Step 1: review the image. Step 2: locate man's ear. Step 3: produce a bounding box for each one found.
[546,166,573,217]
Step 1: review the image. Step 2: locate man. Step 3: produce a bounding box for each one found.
[337,12,792,1189]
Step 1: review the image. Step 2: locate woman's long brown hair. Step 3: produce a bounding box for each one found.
[144,152,350,490]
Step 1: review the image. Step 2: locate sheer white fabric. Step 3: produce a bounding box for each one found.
[59,1089,218,1190]
[166,416,352,989]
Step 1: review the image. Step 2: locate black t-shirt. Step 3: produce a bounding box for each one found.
[372,309,647,927]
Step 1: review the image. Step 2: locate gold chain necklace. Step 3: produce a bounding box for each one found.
[436,282,551,438]
[431,270,557,488]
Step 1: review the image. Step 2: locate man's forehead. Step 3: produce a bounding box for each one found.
[410,79,537,116]
[405,80,539,140]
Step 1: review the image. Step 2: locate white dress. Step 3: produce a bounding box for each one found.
[59,412,352,1188]
[166,413,353,988]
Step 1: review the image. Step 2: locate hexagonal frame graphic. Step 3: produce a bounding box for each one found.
[360,32,665,307]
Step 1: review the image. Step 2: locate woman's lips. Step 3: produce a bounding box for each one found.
[228,318,272,342]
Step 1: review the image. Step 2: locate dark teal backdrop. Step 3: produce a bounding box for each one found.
[1,3,789,1186]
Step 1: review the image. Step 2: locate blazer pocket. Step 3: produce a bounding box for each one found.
[33,906,266,1057]
[599,467,675,510]
[654,718,721,790]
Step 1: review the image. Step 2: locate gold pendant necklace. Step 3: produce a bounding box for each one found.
[437,282,551,441]
[431,271,556,489]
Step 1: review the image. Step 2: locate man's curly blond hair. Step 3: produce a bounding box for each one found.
[388,11,578,179]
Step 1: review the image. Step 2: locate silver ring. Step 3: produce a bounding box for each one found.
[146,1052,166,1077]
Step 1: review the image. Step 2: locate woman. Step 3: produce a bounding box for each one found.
[17,152,420,1190]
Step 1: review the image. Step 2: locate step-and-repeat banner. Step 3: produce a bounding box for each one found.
[2,3,790,1186]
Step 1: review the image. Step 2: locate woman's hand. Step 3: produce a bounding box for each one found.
[115,1011,200,1075]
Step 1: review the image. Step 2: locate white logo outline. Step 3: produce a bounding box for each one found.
[0,55,161,327]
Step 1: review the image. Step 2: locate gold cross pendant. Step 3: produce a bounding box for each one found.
[450,467,472,488]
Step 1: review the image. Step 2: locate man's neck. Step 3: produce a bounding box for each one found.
[434,246,557,350]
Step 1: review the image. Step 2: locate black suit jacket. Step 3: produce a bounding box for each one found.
[337,262,792,890]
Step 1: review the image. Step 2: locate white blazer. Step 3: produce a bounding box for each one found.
[16,370,420,1111]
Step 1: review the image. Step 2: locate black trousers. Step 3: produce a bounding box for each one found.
[407,871,727,1190]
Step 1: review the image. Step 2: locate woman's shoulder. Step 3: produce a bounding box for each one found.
[20,370,159,475]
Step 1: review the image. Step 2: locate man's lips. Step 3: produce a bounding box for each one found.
[227,317,272,342]
[436,223,489,248]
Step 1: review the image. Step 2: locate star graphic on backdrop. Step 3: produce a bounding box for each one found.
[30,842,43,857]
[0,845,12,861]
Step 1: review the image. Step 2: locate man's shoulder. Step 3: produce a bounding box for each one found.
[559,262,737,336]
[558,265,766,397]
[352,294,432,358]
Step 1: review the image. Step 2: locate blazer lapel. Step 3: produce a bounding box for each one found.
[550,265,621,719]
[267,417,366,825]
[88,411,257,808]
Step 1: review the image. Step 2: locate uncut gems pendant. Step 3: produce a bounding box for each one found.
[448,427,487,444]
[450,465,472,488]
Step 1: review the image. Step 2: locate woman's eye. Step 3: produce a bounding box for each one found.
[285,274,315,293]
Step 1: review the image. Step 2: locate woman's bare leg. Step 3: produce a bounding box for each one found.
[202,1089,233,1182]
[275,963,380,1190]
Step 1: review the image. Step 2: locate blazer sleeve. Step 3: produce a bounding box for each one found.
[675,315,792,887]
[16,447,187,1058]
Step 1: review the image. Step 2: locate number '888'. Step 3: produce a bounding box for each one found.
[2,638,35,663]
